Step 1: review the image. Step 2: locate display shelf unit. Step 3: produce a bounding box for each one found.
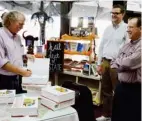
[61,34,96,63]
[56,34,101,105]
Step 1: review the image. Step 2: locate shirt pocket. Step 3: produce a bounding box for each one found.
[125,47,134,57]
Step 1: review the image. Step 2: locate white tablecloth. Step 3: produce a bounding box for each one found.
[0,93,79,121]
[12,106,79,121]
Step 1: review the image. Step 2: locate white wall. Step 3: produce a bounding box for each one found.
[0,1,112,55]
[0,1,61,47]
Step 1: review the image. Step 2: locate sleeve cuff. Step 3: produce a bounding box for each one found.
[0,59,9,68]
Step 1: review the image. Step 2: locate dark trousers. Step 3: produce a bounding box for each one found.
[0,74,23,94]
[111,82,141,121]
[101,59,118,117]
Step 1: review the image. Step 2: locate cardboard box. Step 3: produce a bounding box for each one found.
[0,90,15,104]
[41,86,75,102]
[10,96,38,117]
[41,96,75,111]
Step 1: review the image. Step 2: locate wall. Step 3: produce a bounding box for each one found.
[0,1,61,49]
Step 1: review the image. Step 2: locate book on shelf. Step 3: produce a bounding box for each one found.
[70,42,78,51]
[64,42,70,50]
[77,43,84,52]
[83,63,91,76]
[91,64,98,76]
[10,96,38,117]
[0,90,15,104]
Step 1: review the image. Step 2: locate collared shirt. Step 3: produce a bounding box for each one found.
[0,27,24,75]
[97,21,128,65]
[111,38,141,83]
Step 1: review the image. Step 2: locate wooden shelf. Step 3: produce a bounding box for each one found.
[63,70,100,80]
[61,34,96,41]
[64,50,91,56]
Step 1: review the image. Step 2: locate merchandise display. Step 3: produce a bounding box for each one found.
[60,34,101,105]
[61,34,96,73]
[0,1,140,121]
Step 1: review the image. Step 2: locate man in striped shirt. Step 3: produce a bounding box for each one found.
[111,17,141,121]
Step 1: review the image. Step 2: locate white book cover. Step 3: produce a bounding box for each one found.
[22,58,50,85]
[41,86,75,102]
[91,64,98,76]
[10,96,38,117]
[70,43,78,51]
[0,90,15,104]
[41,96,75,111]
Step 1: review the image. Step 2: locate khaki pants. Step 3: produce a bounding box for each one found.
[101,59,118,117]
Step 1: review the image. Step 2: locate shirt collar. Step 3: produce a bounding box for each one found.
[113,21,124,29]
[130,38,141,44]
[4,27,17,38]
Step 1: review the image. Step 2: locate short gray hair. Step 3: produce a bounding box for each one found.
[3,11,25,28]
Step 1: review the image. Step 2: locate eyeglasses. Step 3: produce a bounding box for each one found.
[110,12,122,15]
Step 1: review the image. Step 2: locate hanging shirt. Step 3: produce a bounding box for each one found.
[111,39,141,83]
[0,27,24,75]
[97,21,128,65]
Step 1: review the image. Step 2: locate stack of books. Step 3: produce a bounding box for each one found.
[0,90,15,104]
[41,86,75,111]
[65,42,90,52]
[9,96,38,117]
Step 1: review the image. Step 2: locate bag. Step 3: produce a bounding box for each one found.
[62,81,96,121]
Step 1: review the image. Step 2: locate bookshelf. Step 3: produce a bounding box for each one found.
[61,34,96,63]
[58,34,101,105]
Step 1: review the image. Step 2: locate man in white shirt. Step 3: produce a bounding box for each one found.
[96,4,128,121]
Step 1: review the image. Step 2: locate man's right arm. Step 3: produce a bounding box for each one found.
[0,39,31,77]
[96,29,107,75]
[2,62,32,77]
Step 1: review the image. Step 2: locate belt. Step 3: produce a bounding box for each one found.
[0,74,17,78]
[120,81,141,85]
[103,57,112,62]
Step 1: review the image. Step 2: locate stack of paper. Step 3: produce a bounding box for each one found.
[10,96,38,117]
[0,90,15,104]
[22,58,50,85]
